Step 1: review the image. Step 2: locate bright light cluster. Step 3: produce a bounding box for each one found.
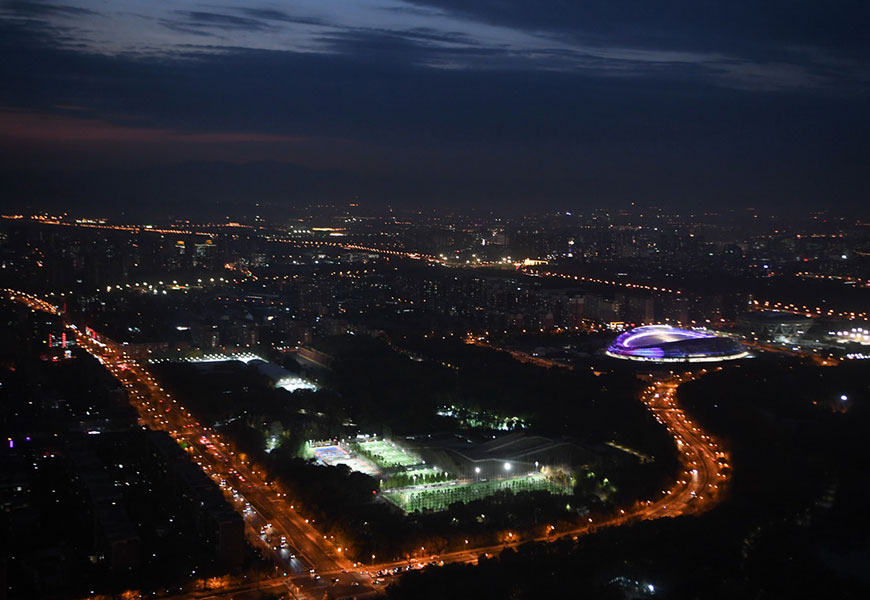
[183,352,266,363]
[830,328,870,345]
[607,325,748,363]
[275,376,318,393]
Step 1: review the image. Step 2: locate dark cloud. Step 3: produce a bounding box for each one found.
[232,7,326,27]
[0,1,867,212]
[313,27,503,69]
[407,0,870,57]
[402,1,870,93]
[157,20,218,39]
[165,10,273,33]
[0,1,96,18]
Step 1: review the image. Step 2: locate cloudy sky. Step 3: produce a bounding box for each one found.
[1,0,868,213]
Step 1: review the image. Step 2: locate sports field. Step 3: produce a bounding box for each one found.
[355,439,420,468]
[311,444,381,476]
[382,474,568,512]
[381,467,451,490]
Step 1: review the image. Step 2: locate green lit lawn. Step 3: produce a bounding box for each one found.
[356,439,420,468]
[402,468,441,479]
[382,474,568,512]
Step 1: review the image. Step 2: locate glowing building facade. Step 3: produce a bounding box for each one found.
[607,325,747,362]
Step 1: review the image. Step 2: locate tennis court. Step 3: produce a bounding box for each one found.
[312,444,382,476]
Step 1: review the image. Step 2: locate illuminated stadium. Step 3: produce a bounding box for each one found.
[607,325,748,363]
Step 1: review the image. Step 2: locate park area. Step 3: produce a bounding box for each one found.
[382,474,570,512]
[314,438,570,513]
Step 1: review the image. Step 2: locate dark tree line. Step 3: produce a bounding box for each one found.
[386,358,870,599]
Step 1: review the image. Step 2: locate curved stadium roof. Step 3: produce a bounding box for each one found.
[607,325,747,363]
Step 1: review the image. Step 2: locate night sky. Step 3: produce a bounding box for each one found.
[1,1,868,214]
